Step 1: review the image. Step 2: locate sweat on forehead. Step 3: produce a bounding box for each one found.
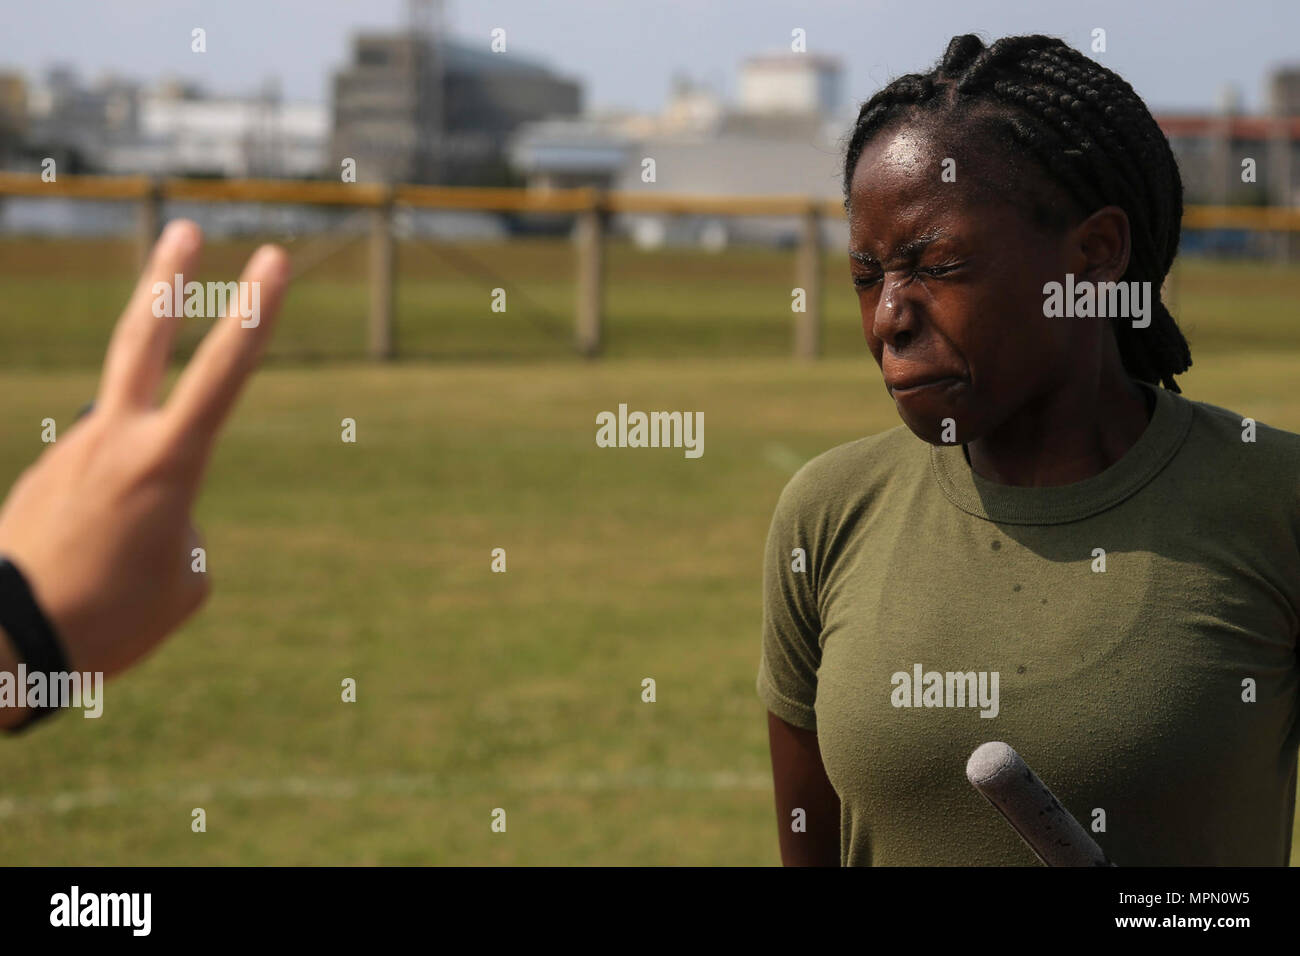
[849,106,1086,235]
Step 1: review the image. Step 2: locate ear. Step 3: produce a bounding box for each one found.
[1071,205,1131,283]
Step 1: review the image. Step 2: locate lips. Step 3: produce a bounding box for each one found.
[886,374,966,393]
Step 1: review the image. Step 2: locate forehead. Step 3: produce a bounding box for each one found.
[847,123,991,242]
[847,111,1079,240]
[855,122,945,179]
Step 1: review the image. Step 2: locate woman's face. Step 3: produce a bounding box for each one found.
[847,121,1087,444]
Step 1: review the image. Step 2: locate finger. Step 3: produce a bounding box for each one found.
[163,243,290,454]
[97,219,204,413]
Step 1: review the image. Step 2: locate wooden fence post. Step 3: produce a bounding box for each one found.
[794,203,822,359]
[369,189,395,360]
[136,177,162,271]
[575,189,606,357]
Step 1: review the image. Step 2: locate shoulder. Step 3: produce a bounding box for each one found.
[1168,390,1300,544]
[773,424,928,523]
[1179,390,1300,479]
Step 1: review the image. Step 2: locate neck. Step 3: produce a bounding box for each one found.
[964,364,1152,488]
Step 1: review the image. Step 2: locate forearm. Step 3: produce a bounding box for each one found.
[768,711,842,865]
[775,779,842,866]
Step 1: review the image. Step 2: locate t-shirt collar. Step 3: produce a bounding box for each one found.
[929,380,1194,525]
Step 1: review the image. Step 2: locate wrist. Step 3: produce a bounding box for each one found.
[0,624,31,730]
[0,556,73,732]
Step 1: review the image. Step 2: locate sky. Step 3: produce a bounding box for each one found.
[0,0,1295,115]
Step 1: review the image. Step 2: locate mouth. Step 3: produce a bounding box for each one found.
[887,375,966,396]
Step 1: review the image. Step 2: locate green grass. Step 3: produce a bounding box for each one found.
[0,239,1297,864]
[5,236,1296,367]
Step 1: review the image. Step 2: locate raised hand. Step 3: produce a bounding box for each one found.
[0,220,290,724]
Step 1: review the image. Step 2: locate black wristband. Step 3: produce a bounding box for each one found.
[0,556,72,732]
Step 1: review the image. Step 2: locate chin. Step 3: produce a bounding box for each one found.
[891,383,974,445]
[898,412,958,446]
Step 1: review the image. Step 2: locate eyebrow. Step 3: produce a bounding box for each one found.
[849,231,949,266]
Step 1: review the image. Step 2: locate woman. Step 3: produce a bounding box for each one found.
[757,33,1300,865]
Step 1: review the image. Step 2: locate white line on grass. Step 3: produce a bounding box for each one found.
[762,443,808,474]
[0,769,771,819]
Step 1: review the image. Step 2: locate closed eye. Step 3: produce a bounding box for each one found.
[852,262,962,290]
[920,262,962,278]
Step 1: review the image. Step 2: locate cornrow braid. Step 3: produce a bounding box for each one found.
[843,34,1191,392]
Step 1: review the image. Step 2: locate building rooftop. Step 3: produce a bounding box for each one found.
[349,31,571,78]
[1156,113,1300,140]
[741,53,843,70]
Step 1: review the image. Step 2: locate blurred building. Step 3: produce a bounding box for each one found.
[1270,68,1300,117]
[10,67,327,179]
[1158,112,1300,207]
[736,53,843,117]
[18,66,139,173]
[1156,78,1300,208]
[1153,75,1300,258]
[0,72,26,168]
[329,30,582,185]
[2,69,330,235]
[506,115,632,191]
[107,80,328,179]
[510,52,852,248]
[510,54,1300,253]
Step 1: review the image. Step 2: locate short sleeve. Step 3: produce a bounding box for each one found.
[756,472,823,731]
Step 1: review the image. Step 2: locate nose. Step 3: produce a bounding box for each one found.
[871,272,918,350]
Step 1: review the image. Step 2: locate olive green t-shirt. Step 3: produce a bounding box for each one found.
[757,380,1300,866]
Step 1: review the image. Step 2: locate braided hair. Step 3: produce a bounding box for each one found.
[843,34,1191,392]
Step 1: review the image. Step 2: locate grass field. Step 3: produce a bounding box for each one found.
[0,237,1297,864]
[3,235,1300,366]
